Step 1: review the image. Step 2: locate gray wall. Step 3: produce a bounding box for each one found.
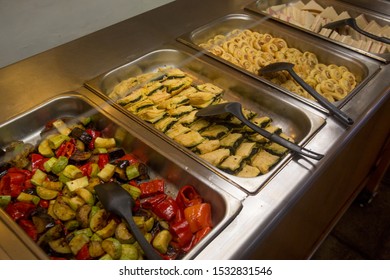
[0,0,173,68]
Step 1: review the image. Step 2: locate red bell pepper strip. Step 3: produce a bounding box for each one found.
[5,201,36,221]
[170,218,193,247]
[0,172,28,197]
[138,179,165,198]
[7,167,32,179]
[181,226,212,253]
[152,196,179,221]
[192,226,212,246]
[75,244,91,260]
[140,193,167,210]
[79,162,91,177]
[55,140,76,158]
[184,203,212,233]
[9,183,23,198]
[176,185,203,209]
[18,219,38,241]
[97,154,109,170]
[31,153,49,172]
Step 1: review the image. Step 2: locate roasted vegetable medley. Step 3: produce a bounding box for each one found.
[0,117,212,260]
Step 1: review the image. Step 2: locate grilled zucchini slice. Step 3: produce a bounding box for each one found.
[265,125,282,135]
[235,141,259,158]
[177,110,198,125]
[251,149,281,174]
[199,148,230,166]
[165,123,191,139]
[247,133,269,144]
[187,91,216,108]
[219,133,244,151]
[219,155,244,174]
[189,119,210,132]
[251,116,272,128]
[117,89,145,106]
[236,164,260,178]
[162,77,192,95]
[158,95,189,110]
[126,98,154,113]
[264,142,288,156]
[154,117,177,133]
[194,139,221,154]
[144,81,164,96]
[137,106,167,123]
[176,86,198,98]
[108,77,139,100]
[200,124,230,139]
[173,130,205,148]
[164,68,187,79]
[148,90,171,104]
[195,83,224,96]
[168,105,195,118]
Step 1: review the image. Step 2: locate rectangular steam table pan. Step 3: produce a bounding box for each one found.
[85,48,326,193]
[0,92,242,259]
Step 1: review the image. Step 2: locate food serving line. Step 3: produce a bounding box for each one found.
[0,0,389,259]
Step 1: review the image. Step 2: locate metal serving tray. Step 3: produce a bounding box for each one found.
[85,48,326,193]
[0,92,242,260]
[177,13,381,111]
[246,0,390,63]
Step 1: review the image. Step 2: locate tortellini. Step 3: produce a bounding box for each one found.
[199,28,357,102]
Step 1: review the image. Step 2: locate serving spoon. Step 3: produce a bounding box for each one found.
[259,62,354,126]
[95,182,163,260]
[322,18,390,44]
[196,102,324,160]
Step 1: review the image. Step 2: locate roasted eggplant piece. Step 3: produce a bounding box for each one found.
[69,127,93,146]
[108,148,126,161]
[70,150,92,163]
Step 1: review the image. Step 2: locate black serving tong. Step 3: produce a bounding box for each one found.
[95,182,163,260]
[196,102,324,160]
[323,18,390,44]
[259,62,354,126]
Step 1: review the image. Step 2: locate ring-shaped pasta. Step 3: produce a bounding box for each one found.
[209,46,225,56]
[329,67,342,80]
[259,33,273,44]
[342,71,357,89]
[261,42,279,53]
[270,37,288,51]
[260,51,275,62]
[302,51,319,67]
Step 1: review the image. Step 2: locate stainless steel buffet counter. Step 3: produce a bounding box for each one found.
[0,0,389,259]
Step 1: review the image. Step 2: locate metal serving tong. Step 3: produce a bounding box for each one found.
[196,102,324,160]
[259,62,354,126]
[323,18,390,45]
